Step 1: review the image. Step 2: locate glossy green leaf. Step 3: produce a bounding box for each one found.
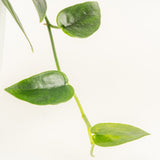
[56,1,101,38]
[2,0,33,51]
[32,0,47,22]
[91,123,149,147]
[5,71,74,105]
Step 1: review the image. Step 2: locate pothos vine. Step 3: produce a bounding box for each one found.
[1,0,149,157]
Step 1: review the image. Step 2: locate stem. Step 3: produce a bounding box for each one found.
[90,144,95,157]
[45,16,61,71]
[45,16,95,156]
[74,94,91,129]
[43,23,60,29]
[74,94,95,157]
[50,24,61,29]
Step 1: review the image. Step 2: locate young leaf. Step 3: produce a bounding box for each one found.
[32,0,47,22]
[91,123,149,147]
[2,0,33,51]
[5,71,74,105]
[56,1,101,38]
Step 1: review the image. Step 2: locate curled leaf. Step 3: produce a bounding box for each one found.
[2,0,33,51]
[32,0,47,22]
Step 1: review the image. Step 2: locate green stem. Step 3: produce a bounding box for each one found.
[45,16,61,71]
[50,24,61,29]
[74,94,95,156]
[74,94,91,129]
[45,16,95,156]
[90,144,95,157]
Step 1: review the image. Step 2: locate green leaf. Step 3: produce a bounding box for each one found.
[32,0,47,22]
[2,0,33,51]
[5,71,74,105]
[56,1,101,38]
[91,123,149,147]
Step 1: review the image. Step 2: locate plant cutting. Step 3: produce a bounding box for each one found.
[2,0,149,157]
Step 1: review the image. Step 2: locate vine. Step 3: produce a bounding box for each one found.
[2,0,149,157]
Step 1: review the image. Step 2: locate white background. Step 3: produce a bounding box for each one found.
[0,0,160,159]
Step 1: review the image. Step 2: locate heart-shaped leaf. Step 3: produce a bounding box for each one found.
[91,123,149,147]
[32,0,47,22]
[2,0,33,51]
[56,1,101,38]
[5,71,74,105]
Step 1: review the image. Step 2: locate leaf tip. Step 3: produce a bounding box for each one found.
[31,45,34,53]
[144,131,150,136]
[39,15,45,23]
[4,88,8,92]
[4,86,9,92]
[138,128,150,138]
[4,87,13,96]
[4,86,13,94]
